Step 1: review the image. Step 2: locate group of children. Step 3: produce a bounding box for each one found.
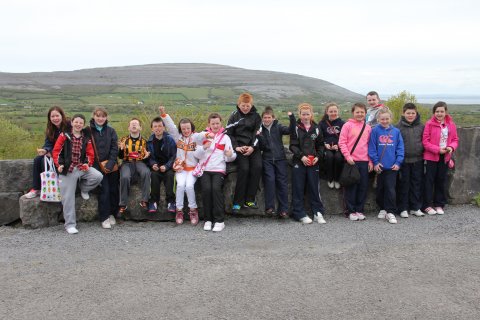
[25,92,459,234]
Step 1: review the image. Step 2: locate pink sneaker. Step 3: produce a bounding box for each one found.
[189,208,199,226]
[175,210,184,225]
[25,188,40,199]
[356,212,366,220]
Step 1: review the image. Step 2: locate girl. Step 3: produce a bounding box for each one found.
[422,101,459,215]
[226,93,263,213]
[160,106,206,225]
[195,113,236,232]
[338,103,373,221]
[319,102,345,189]
[52,114,103,234]
[25,106,70,198]
[289,103,326,224]
[89,107,120,229]
[368,108,404,224]
[257,106,292,218]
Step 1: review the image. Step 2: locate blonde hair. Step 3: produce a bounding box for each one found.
[376,107,393,120]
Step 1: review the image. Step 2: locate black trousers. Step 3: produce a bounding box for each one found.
[397,160,423,212]
[343,161,369,214]
[201,172,226,223]
[150,169,175,204]
[262,159,289,213]
[291,162,325,220]
[32,155,46,190]
[324,150,344,182]
[376,169,398,213]
[97,170,120,222]
[233,149,262,204]
[423,155,448,209]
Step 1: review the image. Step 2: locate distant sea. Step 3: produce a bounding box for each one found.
[412,95,480,105]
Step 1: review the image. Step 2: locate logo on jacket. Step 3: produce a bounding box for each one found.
[379,135,393,144]
[326,126,340,135]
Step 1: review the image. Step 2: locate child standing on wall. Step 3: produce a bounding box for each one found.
[366,91,387,128]
[368,108,404,224]
[289,103,326,224]
[52,114,103,234]
[422,101,459,215]
[338,103,373,221]
[396,103,425,218]
[319,102,345,189]
[257,106,293,218]
[226,93,263,213]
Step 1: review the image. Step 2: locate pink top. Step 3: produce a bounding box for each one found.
[338,119,372,163]
[422,114,458,162]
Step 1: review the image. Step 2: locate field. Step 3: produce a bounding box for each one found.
[1,86,479,160]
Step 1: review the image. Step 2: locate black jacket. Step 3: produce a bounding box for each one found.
[258,118,292,161]
[395,114,425,163]
[54,129,92,175]
[226,106,262,149]
[289,120,324,164]
[89,119,119,172]
[319,118,345,146]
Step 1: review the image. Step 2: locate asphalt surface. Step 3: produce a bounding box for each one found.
[1,205,480,320]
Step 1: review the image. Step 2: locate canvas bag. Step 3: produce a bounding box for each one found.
[40,156,61,202]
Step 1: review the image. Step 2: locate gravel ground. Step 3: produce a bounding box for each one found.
[1,205,480,320]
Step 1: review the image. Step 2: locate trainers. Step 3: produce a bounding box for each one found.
[435,207,445,215]
[175,210,184,225]
[232,204,241,214]
[356,212,365,220]
[204,221,212,231]
[424,207,437,215]
[386,213,397,224]
[189,208,199,226]
[279,211,289,219]
[243,201,258,209]
[314,212,326,224]
[212,222,225,232]
[101,219,112,229]
[334,181,341,189]
[378,210,387,219]
[167,202,176,213]
[349,213,359,221]
[81,191,90,200]
[299,216,313,224]
[25,189,40,199]
[66,227,78,234]
[410,209,425,217]
[148,202,158,213]
[265,208,275,216]
[109,215,116,225]
[327,181,334,189]
[400,210,409,218]
[139,201,148,210]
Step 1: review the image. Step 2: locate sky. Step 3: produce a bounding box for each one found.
[1,0,480,95]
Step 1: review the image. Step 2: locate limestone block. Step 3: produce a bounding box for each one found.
[0,160,33,193]
[0,192,22,225]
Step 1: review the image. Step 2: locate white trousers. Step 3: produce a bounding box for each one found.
[175,170,197,210]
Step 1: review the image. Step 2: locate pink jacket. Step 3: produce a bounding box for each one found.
[422,114,459,162]
[338,119,372,163]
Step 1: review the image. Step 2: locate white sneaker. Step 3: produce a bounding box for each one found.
[378,210,387,219]
[334,181,341,189]
[410,209,425,217]
[349,213,359,221]
[66,227,78,234]
[314,212,326,224]
[212,222,225,232]
[386,213,397,224]
[109,215,116,225]
[327,181,334,189]
[25,189,40,199]
[400,211,409,218]
[101,219,111,229]
[424,207,437,215]
[204,221,212,231]
[356,212,365,220]
[81,191,90,200]
[435,207,445,215]
[299,216,313,224]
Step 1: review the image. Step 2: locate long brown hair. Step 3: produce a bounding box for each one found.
[46,106,68,141]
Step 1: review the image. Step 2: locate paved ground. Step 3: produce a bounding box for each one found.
[1,205,480,320]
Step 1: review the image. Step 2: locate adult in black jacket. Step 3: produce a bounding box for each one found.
[226,93,262,213]
[89,107,120,229]
[290,103,326,224]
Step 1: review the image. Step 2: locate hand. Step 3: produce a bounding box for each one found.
[332,145,338,151]
[439,147,447,154]
[312,157,319,165]
[347,158,355,165]
[152,164,159,171]
[118,141,125,150]
[57,165,64,173]
[287,111,292,116]
[37,148,47,156]
[325,144,331,150]
[160,165,166,172]
[159,106,166,115]
[368,163,374,172]
[446,147,453,153]
[391,164,400,171]
[143,151,150,159]
[236,146,246,154]
[301,156,310,166]
[224,147,233,157]
[206,132,215,139]
[374,163,383,173]
[243,146,254,156]
[203,141,212,150]
[80,164,89,171]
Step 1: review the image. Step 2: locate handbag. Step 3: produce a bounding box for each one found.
[40,156,62,202]
[89,128,119,174]
[192,133,225,177]
[339,121,366,187]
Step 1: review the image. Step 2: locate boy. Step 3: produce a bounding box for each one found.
[226,93,263,213]
[53,114,103,234]
[118,118,151,216]
[396,103,425,217]
[366,91,387,127]
[146,117,177,213]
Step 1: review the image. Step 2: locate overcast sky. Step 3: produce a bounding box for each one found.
[2,0,479,95]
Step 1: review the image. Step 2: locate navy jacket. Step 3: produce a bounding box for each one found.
[89,119,119,171]
[319,118,345,146]
[146,132,177,171]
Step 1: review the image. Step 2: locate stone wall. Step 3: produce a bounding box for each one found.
[1,127,479,228]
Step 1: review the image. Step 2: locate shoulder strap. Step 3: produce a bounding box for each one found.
[88,127,101,164]
[378,127,392,162]
[200,133,226,168]
[350,121,366,156]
